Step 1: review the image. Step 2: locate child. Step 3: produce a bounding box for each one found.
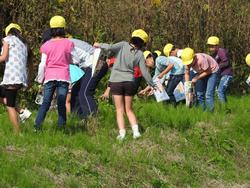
[163,43,183,58]
[66,64,85,113]
[181,48,219,112]
[246,53,250,86]
[246,53,250,67]
[101,56,143,100]
[207,36,233,103]
[35,16,77,130]
[38,30,103,119]
[68,38,108,119]
[0,23,31,133]
[153,50,162,57]
[94,29,155,140]
[139,50,184,105]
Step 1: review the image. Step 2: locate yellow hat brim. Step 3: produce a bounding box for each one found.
[5,23,21,36]
[207,42,217,46]
[182,58,193,65]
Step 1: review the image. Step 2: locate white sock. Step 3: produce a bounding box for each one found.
[119,129,126,136]
[117,129,126,140]
[132,124,141,138]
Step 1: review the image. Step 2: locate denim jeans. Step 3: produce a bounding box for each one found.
[217,75,233,103]
[35,81,69,128]
[195,72,218,112]
[165,74,184,104]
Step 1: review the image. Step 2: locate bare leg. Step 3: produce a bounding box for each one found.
[6,106,20,133]
[66,93,71,114]
[124,96,137,126]
[125,95,140,138]
[113,95,125,130]
[0,97,5,105]
[1,97,23,114]
[0,97,7,105]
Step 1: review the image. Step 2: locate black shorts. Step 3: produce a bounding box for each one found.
[0,86,18,107]
[110,81,137,96]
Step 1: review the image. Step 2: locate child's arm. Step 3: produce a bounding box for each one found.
[0,41,9,62]
[158,63,174,79]
[94,41,125,54]
[184,66,190,82]
[100,86,111,100]
[138,56,155,87]
[191,68,212,84]
[71,47,81,65]
[35,53,47,84]
[138,85,151,96]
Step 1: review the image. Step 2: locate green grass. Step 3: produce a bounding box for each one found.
[0,96,250,187]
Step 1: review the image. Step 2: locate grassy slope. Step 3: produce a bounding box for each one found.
[0,96,249,188]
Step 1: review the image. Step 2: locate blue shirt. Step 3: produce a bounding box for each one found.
[154,56,184,77]
[69,64,85,84]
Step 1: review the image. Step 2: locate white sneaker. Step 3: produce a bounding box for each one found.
[116,134,126,141]
[19,108,32,122]
[133,132,141,139]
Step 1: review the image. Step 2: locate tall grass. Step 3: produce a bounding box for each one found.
[0,96,249,187]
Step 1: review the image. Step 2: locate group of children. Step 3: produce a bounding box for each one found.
[0,15,249,139]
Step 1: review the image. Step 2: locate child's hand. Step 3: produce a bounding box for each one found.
[138,89,147,97]
[158,74,164,79]
[147,89,154,96]
[191,77,198,84]
[93,42,100,48]
[100,92,109,100]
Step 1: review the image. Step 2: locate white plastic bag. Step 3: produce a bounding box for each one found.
[153,78,170,102]
[184,81,195,108]
[91,48,101,76]
[174,82,185,102]
[246,75,250,86]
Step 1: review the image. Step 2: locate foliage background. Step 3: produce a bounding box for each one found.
[0,0,250,93]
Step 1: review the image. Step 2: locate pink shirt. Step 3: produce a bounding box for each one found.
[192,53,219,73]
[40,38,74,82]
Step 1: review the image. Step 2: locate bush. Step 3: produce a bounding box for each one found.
[0,0,250,94]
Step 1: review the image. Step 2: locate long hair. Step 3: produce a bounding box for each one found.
[7,28,27,45]
[7,28,33,87]
[151,52,158,62]
[130,37,145,50]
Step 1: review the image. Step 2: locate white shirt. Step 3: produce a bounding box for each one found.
[1,36,28,87]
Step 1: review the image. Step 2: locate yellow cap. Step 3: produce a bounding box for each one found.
[66,33,73,38]
[207,36,220,45]
[58,0,66,3]
[50,16,66,28]
[154,50,161,57]
[152,0,161,6]
[246,53,250,67]
[5,23,21,36]
[163,43,174,56]
[132,29,149,43]
[144,50,152,59]
[181,48,195,65]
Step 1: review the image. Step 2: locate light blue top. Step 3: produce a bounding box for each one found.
[69,64,85,84]
[154,56,184,77]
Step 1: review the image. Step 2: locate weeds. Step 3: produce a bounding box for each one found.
[0,96,250,187]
